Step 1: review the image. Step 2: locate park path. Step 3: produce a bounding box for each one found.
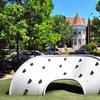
[0,74,14,80]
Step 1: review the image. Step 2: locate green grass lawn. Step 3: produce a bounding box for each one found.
[0,79,100,100]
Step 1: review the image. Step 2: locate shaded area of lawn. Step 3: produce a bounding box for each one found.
[46,82,83,94]
[0,79,100,100]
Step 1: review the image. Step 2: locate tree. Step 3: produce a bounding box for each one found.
[52,15,74,47]
[96,0,100,13]
[2,0,54,51]
[2,4,28,48]
[0,0,7,52]
[34,18,61,51]
[24,0,54,50]
[91,0,100,46]
[0,3,28,70]
[91,17,100,45]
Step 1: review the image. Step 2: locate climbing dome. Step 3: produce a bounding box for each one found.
[9,55,100,95]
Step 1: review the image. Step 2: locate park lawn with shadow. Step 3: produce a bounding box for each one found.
[0,79,100,100]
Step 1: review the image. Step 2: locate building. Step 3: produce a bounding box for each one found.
[66,13,86,49]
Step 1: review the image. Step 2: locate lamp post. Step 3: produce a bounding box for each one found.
[86,13,93,44]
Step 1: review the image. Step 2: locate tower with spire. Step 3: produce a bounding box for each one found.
[66,13,86,49]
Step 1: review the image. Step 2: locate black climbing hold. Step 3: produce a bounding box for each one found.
[64,58,67,61]
[23,89,29,95]
[48,59,51,62]
[28,79,32,84]
[59,65,62,68]
[95,62,99,66]
[90,71,94,75]
[38,79,42,84]
[22,69,26,73]
[30,63,33,66]
[75,65,79,69]
[98,90,100,94]
[42,66,45,69]
[63,72,67,75]
[79,74,83,78]
[79,59,82,62]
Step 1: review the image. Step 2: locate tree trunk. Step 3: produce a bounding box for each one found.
[16,32,19,67]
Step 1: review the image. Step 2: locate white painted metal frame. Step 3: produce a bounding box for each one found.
[9,55,100,95]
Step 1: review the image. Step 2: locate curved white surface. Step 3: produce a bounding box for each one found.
[9,55,100,95]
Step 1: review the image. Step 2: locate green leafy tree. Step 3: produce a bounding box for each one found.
[91,0,100,46]
[24,0,54,50]
[96,0,100,13]
[2,4,28,49]
[91,17,100,45]
[0,0,7,52]
[1,0,54,51]
[52,15,74,47]
[34,18,61,51]
[0,3,28,68]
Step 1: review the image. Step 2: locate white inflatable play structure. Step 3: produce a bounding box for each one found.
[9,55,100,95]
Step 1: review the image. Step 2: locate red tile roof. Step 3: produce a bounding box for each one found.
[66,18,74,25]
[66,13,86,27]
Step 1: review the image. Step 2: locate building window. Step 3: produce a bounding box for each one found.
[78,39,81,45]
[83,29,86,33]
[78,31,81,34]
[73,39,77,45]
[77,29,81,34]
[82,39,85,42]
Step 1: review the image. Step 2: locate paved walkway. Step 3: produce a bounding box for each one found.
[0,74,14,80]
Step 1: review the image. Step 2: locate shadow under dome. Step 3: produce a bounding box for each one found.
[44,79,84,95]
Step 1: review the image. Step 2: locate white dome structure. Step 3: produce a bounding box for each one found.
[9,55,100,95]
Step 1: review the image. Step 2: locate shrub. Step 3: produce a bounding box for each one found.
[80,42,97,52]
[80,44,91,52]
[60,49,70,55]
[88,42,97,50]
[90,49,100,56]
[63,50,70,54]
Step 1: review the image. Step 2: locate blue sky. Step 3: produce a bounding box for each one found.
[52,0,99,21]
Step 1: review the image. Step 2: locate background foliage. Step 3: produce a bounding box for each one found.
[0,0,73,72]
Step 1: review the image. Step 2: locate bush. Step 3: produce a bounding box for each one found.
[80,44,91,52]
[62,50,70,54]
[80,42,97,52]
[88,42,97,50]
[90,49,100,56]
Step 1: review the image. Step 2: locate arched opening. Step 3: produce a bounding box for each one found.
[45,79,84,95]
